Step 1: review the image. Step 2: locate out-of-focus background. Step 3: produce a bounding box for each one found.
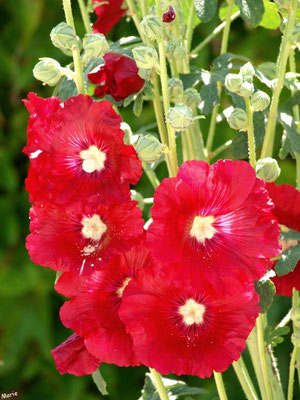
[0,1,297,399]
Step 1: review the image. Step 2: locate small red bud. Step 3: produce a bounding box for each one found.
[163,6,176,23]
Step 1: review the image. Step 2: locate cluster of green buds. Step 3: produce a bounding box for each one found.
[135,134,164,163]
[255,158,281,182]
[167,104,194,130]
[140,15,163,41]
[132,46,160,72]
[291,306,300,347]
[226,108,248,131]
[82,33,109,64]
[50,22,80,56]
[225,62,255,98]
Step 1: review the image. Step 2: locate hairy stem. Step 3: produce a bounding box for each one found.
[213,372,228,400]
[287,347,298,400]
[77,0,92,33]
[245,97,256,168]
[149,369,170,400]
[256,315,273,400]
[142,162,160,189]
[233,357,259,400]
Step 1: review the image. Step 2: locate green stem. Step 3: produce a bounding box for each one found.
[140,0,148,16]
[62,0,85,94]
[276,308,292,329]
[287,347,298,400]
[206,0,234,154]
[191,11,240,55]
[142,162,160,189]
[211,139,232,159]
[256,315,273,400]
[233,357,259,400]
[149,369,170,400]
[126,0,145,40]
[213,372,228,400]
[245,97,256,168]
[77,0,92,33]
[261,0,298,158]
[292,288,300,390]
[185,3,195,53]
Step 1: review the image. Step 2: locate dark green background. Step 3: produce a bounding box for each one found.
[0,1,297,399]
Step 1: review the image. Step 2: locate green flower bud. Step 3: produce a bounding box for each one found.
[291,331,300,347]
[33,58,62,86]
[225,73,243,93]
[256,158,281,182]
[167,104,193,130]
[140,15,163,41]
[182,88,201,107]
[132,46,159,70]
[135,134,163,163]
[227,108,248,131]
[165,40,186,60]
[50,22,79,56]
[238,81,254,98]
[291,24,300,50]
[168,78,183,103]
[240,62,255,78]
[274,0,292,10]
[173,45,186,60]
[130,190,144,211]
[291,306,300,329]
[82,33,109,63]
[251,91,271,112]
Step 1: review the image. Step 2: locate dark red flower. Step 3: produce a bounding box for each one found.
[266,182,300,296]
[26,198,144,275]
[56,239,152,366]
[51,333,100,376]
[147,160,280,284]
[163,6,176,23]
[23,94,142,204]
[93,0,127,36]
[119,264,260,378]
[87,53,144,101]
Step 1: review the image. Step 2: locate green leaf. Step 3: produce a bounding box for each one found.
[255,62,277,87]
[179,72,203,89]
[59,78,77,103]
[259,1,280,30]
[92,369,108,395]
[219,3,239,20]
[279,112,300,154]
[199,79,219,115]
[235,0,265,26]
[194,0,218,23]
[133,91,144,117]
[181,0,200,26]
[255,274,276,313]
[265,325,290,347]
[280,229,300,241]
[275,244,300,276]
[279,130,293,160]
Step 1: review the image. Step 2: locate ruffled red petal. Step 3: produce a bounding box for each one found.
[93,0,126,36]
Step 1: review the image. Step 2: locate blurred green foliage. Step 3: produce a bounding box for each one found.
[0,1,298,399]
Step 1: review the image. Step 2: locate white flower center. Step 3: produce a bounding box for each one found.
[81,214,107,241]
[80,145,106,173]
[179,298,206,326]
[190,215,216,243]
[116,277,131,297]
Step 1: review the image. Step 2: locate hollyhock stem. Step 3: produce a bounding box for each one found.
[287,347,298,400]
[232,357,259,400]
[291,288,300,390]
[213,372,228,400]
[185,3,195,53]
[210,139,232,159]
[62,0,85,94]
[245,97,256,168]
[206,0,234,154]
[256,315,273,400]
[191,11,240,56]
[261,0,298,158]
[77,0,92,33]
[142,162,160,189]
[149,369,170,400]
[126,0,145,40]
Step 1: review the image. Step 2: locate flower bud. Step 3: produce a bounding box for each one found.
[238,81,254,98]
[274,0,292,10]
[165,40,186,60]
[132,46,159,70]
[227,108,248,131]
[50,22,79,56]
[168,78,184,103]
[163,6,176,23]
[291,331,300,347]
[291,306,300,329]
[130,190,144,211]
[33,58,63,86]
[225,73,243,93]
[291,24,300,50]
[255,158,281,182]
[140,15,163,41]
[135,134,163,163]
[251,91,270,112]
[240,62,255,78]
[167,104,193,130]
[82,33,109,63]
[182,88,201,107]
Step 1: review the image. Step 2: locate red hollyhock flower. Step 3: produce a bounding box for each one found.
[26,198,144,275]
[23,94,142,204]
[87,53,145,102]
[266,182,300,296]
[55,239,152,366]
[51,333,100,376]
[119,264,260,378]
[163,6,176,23]
[147,160,280,284]
[93,0,127,36]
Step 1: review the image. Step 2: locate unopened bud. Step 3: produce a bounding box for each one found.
[238,81,254,98]
[291,306,300,329]
[227,108,248,131]
[33,58,62,86]
[225,73,243,93]
[240,62,255,78]
[274,0,292,10]
[291,24,300,50]
[182,88,201,107]
[292,331,300,347]
[130,190,144,211]
[256,158,281,182]
[135,134,163,163]
[163,6,176,23]
[251,91,270,111]
[140,15,163,41]
[82,33,109,63]
[167,104,193,130]
[165,40,186,60]
[132,46,159,70]
[168,78,183,103]
[50,22,79,56]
